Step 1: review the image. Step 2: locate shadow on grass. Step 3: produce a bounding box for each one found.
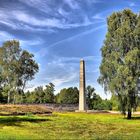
[123,116,140,120]
[0,116,51,127]
[131,116,140,120]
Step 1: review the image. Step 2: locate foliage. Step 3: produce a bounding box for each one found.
[44,83,55,103]
[110,95,120,110]
[86,86,113,110]
[56,87,79,104]
[24,83,55,103]
[98,9,140,119]
[86,85,95,109]
[90,93,112,110]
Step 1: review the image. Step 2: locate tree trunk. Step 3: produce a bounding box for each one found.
[7,91,10,103]
[13,94,16,104]
[127,108,132,119]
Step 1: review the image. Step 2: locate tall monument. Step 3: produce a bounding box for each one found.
[79,59,86,111]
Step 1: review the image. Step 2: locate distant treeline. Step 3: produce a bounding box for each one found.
[0,81,120,111]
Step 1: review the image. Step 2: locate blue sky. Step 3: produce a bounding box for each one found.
[0,0,139,98]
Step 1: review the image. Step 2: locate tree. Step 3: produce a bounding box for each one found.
[98,9,140,119]
[44,83,55,103]
[23,86,45,104]
[18,50,39,91]
[56,88,67,103]
[110,95,120,110]
[56,87,79,104]
[0,40,39,103]
[23,83,55,104]
[0,40,21,103]
[86,85,95,109]
[91,93,102,110]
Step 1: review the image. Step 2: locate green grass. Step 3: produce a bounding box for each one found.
[0,112,140,140]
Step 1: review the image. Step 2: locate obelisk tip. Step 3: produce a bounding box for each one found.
[80,59,84,62]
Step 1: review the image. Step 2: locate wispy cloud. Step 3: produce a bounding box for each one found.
[35,24,106,57]
[0,31,14,43]
[54,56,101,63]
[92,14,105,20]
[0,9,49,32]
[129,2,136,7]
[12,11,62,28]
[12,10,96,29]
[92,10,113,21]
[58,7,70,17]
[19,0,52,14]
[0,8,99,31]
[0,0,106,32]
[47,24,106,48]
[52,73,77,87]
[63,0,80,9]
[0,30,44,48]
[20,38,44,47]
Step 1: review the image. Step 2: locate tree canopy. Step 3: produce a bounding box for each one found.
[56,87,79,104]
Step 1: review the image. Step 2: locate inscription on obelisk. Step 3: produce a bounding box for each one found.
[79,59,86,111]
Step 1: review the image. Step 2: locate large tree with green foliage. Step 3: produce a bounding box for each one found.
[98,9,140,119]
[56,87,79,104]
[0,40,39,103]
[86,85,95,109]
[44,83,55,103]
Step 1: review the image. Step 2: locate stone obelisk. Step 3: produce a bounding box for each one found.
[79,59,86,111]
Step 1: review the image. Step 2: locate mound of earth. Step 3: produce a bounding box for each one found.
[0,104,52,115]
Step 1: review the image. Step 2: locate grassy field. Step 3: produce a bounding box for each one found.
[0,112,140,140]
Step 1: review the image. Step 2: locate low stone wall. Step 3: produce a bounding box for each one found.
[44,103,78,112]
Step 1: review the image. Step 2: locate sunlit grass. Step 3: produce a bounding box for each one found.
[0,112,140,139]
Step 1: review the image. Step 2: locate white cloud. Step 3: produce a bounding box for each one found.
[92,14,105,20]
[12,10,95,29]
[52,73,77,87]
[0,8,56,32]
[129,2,136,7]
[0,0,105,31]
[58,7,70,17]
[0,31,14,42]
[92,9,116,21]
[12,11,61,28]
[0,9,96,30]
[0,31,43,48]
[63,0,80,9]
[20,38,44,47]
[19,0,52,14]
[0,20,55,32]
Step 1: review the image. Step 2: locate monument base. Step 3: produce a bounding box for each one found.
[75,110,111,113]
[75,110,87,112]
